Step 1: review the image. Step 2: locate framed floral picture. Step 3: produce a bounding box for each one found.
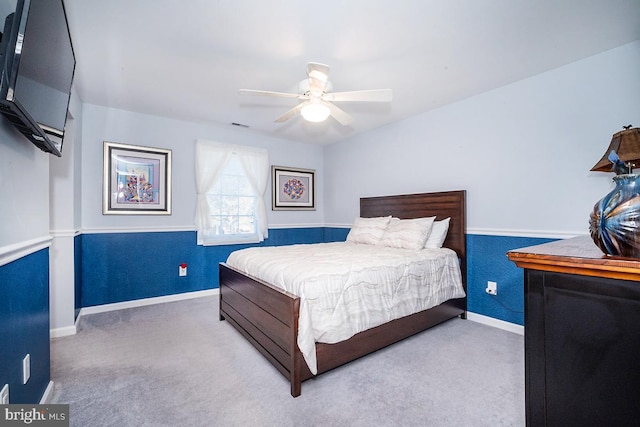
[103,141,172,215]
[272,165,315,210]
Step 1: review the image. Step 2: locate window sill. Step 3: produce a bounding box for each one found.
[198,237,262,246]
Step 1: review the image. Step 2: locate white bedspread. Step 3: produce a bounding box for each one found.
[225,242,465,374]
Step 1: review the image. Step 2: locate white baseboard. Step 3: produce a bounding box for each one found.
[40,381,54,404]
[50,325,77,338]
[466,312,524,335]
[79,288,220,317]
[52,289,220,337]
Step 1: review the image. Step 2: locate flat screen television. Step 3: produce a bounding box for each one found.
[0,0,75,157]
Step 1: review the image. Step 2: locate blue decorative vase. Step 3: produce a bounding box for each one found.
[589,174,640,257]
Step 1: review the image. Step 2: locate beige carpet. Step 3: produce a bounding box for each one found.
[50,295,525,426]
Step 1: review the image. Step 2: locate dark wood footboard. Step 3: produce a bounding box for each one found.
[219,263,307,396]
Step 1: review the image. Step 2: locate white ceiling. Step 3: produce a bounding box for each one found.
[63,0,640,145]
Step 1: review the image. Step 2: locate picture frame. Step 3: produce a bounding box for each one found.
[272,165,315,210]
[103,141,172,215]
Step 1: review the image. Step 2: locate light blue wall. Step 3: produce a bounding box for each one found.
[80,104,326,232]
[323,42,640,230]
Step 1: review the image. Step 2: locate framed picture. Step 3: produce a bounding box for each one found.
[272,165,315,210]
[103,141,172,215]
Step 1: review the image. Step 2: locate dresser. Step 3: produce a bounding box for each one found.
[507,236,640,426]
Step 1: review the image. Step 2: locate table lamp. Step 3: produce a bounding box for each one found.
[589,125,640,257]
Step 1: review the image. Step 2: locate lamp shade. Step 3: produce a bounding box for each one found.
[591,127,640,172]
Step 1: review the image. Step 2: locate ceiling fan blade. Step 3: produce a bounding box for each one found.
[307,62,330,93]
[274,101,307,123]
[239,89,302,99]
[324,89,392,102]
[325,102,354,126]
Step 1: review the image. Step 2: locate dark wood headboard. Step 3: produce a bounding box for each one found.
[360,190,467,287]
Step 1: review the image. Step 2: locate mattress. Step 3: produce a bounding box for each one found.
[226,242,465,374]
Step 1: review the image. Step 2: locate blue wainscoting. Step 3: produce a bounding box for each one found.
[0,248,50,404]
[81,228,329,307]
[323,227,350,242]
[81,227,560,327]
[467,234,556,325]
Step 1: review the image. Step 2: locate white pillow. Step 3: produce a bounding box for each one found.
[346,216,392,245]
[379,217,436,250]
[425,217,450,248]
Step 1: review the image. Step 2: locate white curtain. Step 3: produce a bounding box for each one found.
[237,148,269,242]
[194,139,269,245]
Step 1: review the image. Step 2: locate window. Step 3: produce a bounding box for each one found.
[195,140,269,245]
[208,157,256,237]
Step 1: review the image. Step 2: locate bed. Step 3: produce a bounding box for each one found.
[219,190,467,397]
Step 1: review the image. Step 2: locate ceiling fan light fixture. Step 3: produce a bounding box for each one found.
[240,62,390,126]
[300,101,330,122]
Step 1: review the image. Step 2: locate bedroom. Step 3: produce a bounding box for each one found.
[1,0,639,422]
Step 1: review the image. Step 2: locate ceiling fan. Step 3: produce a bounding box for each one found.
[239,62,392,126]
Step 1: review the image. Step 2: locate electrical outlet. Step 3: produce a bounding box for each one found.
[486,281,498,296]
[1,384,8,404]
[23,354,30,384]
